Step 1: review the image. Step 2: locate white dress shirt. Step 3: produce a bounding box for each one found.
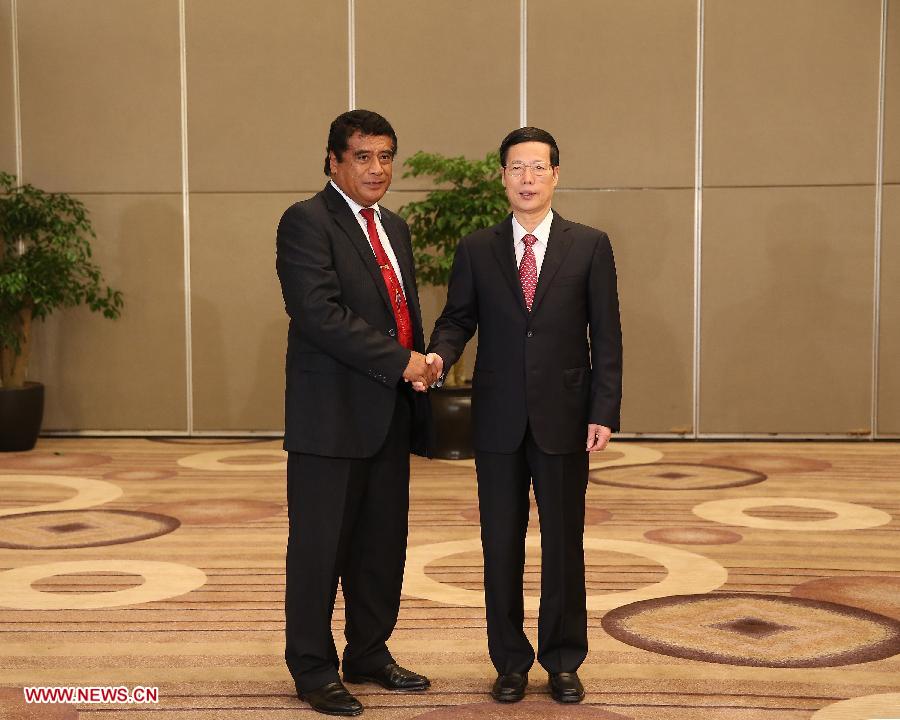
[512,209,554,277]
[330,180,406,297]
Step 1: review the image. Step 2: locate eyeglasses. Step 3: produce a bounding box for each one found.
[504,162,553,178]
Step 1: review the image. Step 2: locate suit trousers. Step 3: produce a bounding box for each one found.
[285,391,411,693]
[475,426,589,675]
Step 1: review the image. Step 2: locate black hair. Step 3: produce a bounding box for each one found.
[498,126,560,167]
[324,109,398,176]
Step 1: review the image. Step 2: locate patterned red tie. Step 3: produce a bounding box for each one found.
[359,208,414,350]
[519,233,538,311]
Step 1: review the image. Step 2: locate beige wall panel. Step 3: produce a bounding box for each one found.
[704,0,880,187]
[190,193,303,431]
[878,185,900,433]
[885,0,900,183]
[30,195,187,430]
[356,0,519,191]
[552,190,694,433]
[186,1,347,193]
[701,187,874,434]
[528,0,696,189]
[0,0,15,175]
[18,0,181,192]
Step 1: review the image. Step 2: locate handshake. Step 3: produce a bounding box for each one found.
[402,351,444,393]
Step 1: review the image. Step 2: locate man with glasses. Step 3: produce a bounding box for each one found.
[276,109,436,716]
[424,127,623,705]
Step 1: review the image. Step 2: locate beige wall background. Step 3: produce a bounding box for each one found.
[1,0,897,437]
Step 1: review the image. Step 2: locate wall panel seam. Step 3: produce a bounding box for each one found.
[692,0,704,438]
[872,0,888,438]
[520,0,527,127]
[178,0,193,434]
[348,0,355,110]
[10,0,20,180]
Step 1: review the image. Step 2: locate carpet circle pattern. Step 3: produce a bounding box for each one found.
[404,537,727,611]
[810,693,900,719]
[0,560,207,609]
[692,497,892,531]
[176,449,287,471]
[643,527,743,545]
[0,475,122,518]
[145,499,283,525]
[103,469,178,481]
[602,592,900,667]
[0,452,111,470]
[791,575,900,619]
[0,509,180,549]
[703,453,831,474]
[589,463,766,491]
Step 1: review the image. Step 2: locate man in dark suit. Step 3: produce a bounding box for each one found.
[425,127,622,705]
[276,110,438,717]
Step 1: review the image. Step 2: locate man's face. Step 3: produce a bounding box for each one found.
[501,141,559,218]
[329,131,395,206]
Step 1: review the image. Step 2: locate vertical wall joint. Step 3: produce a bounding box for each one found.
[872,0,888,438]
[348,0,356,110]
[178,0,194,434]
[692,0,705,438]
[520,0,527,127]
[11,0,21,181]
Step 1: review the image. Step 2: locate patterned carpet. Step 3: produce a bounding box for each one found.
[1,439,899,719]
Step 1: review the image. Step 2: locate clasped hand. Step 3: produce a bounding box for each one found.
[403,352,443,392]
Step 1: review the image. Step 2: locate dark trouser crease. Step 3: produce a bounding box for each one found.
[476,426,589,675]
[285,394,411,693]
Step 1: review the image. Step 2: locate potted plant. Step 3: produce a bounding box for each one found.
[399,151,509,459]
[0,172,123,451]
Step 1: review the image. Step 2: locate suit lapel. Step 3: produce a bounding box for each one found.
[323,184,393,313]
[490,215,528,315]
[530,211,574,315]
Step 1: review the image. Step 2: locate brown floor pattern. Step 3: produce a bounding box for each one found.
[0,439,899,719]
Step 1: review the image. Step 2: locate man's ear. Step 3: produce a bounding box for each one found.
[328,151,338,175]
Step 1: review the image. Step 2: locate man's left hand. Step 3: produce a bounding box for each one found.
[586,424,612,452]
[411,353,444,392]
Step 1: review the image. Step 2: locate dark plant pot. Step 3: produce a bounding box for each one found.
[0,381,44,452]
[431,384,473,460]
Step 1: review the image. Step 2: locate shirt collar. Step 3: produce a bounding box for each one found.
[330,180,382,221]
[512,209,554,246]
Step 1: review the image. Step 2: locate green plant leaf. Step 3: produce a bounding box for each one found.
[398,151,509,287]
[0,172,123,361]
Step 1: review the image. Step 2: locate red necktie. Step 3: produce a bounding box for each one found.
[359,208,413,350]
[519,233,538,311]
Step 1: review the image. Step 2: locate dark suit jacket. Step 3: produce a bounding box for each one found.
[276,183,430,458]
[428,212,622,455]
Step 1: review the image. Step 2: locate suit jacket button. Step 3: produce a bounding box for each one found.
[526,330,534,338]
[388,329,396,337]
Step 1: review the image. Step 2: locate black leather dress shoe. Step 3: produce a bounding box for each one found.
[344,662,430,691]
[298,681,363,716]
[490,673,527,703]
[549,672,585,703]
